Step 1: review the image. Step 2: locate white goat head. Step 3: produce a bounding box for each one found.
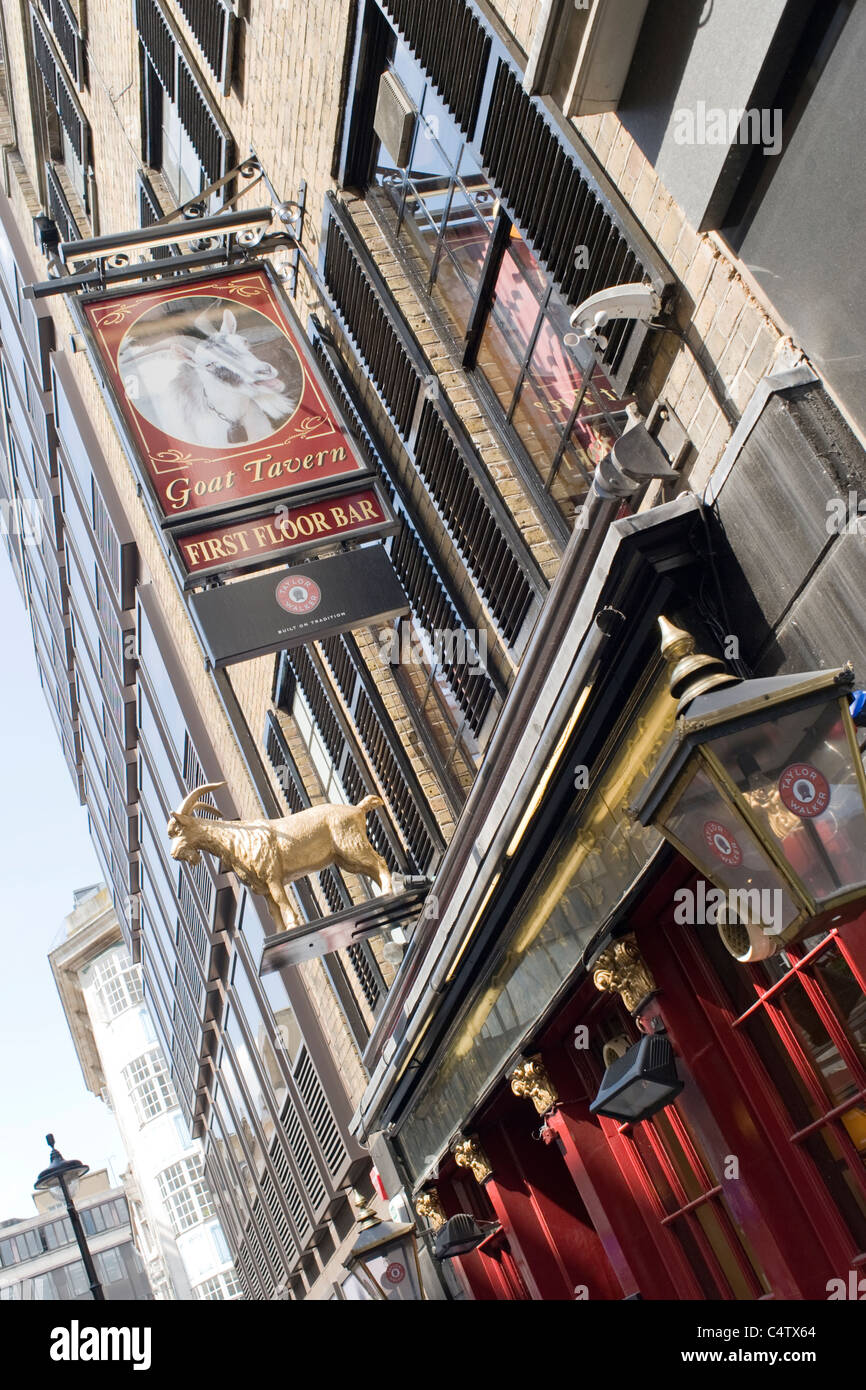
[166,781,226,865]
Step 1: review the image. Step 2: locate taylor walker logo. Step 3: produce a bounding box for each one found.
[778,762,830,819]
[673,102,782,156]
[674,879,784,936]
[703,819,742,867]
[50,1320,152,1370]
[275,575,321,614]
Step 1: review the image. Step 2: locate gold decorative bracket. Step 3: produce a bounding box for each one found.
[509,1056,559,1115]
[592,934,656,1014]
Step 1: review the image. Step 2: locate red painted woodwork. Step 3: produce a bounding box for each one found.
[427,854,866,1302]
[633,864,866,1296]
[478,1096,624,1301]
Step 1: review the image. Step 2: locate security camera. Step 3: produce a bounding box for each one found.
[569,282,662,337]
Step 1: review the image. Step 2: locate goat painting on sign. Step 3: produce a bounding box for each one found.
[117,296,304,447]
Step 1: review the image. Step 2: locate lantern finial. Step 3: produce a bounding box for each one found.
[658,615,739,715]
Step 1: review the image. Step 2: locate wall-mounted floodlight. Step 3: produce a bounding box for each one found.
[565,282,662,351]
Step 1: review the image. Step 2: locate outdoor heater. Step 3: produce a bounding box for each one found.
[632,618,866,960]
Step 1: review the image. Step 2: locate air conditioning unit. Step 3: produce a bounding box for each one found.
[374,69,416,169]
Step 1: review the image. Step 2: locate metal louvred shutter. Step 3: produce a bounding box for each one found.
[319,632,439,870]
[31,8,88,166]
[323,220,420,437]
[293,1048,348,1178]
[177,54,225,183]
[40,0,84,89]
[380,0,490,136]
[45,163,79,241]
[322,212,538,652]
[175,0,234,88]
[31,9,58,101]
[389,522,495,735]
[135,0,175,95]
[481,60,648,377]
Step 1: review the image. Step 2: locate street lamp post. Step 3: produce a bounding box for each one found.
[34,1134,105,1301]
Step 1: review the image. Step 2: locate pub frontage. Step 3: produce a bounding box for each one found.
[357,438,866,1302]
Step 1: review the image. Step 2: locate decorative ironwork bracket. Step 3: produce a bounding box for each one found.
[23,152,312,301]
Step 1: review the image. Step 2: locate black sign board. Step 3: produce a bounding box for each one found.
[189,543,409,666]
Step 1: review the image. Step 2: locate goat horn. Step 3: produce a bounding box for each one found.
[173,781,226,818]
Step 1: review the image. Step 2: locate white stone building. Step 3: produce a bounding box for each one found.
[50,885,240,1300]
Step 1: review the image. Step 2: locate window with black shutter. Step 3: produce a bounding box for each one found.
[137,171,178,259]
[45,162,79,242]
[134,0,234,203]
[36,0,86,90]
[308,324,498,796]
[346,2,672,529]
[30,5,90,203]
[322,200,541,651]
[174,0,236,93]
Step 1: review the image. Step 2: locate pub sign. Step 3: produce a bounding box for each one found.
[83,266,367,525]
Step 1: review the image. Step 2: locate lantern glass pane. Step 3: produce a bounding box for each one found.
[661,766,800,932]
[340,1269,377,1301]
[710,700,866,905]
[361,1241,422,1301]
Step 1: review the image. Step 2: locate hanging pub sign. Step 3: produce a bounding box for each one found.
[189,544,409,667]
[174,480,398,584]
[82,266,367,525]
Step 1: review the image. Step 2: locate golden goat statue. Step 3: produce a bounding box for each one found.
[167,781,392,933]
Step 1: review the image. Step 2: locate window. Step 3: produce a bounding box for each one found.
[193,1268,242,1299]
[89,946,143,1019]
[372,45,632,525]
[78,1199,128,1238]
[705,925,866,1252]
[95,1247,124,1284]
[36,0,86,90]
[122,1047,176,1123]
[279,638,443,874]
[290,683,346,807]
[135,0,234,207]
[30,6,90,207]
[622,1101,770,1299]
[156,1154,214,1233]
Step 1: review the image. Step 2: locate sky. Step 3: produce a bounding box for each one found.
[0,548,125,1218]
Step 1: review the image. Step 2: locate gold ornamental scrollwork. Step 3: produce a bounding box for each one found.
[509,1056,559,1115]
[415,1188,447,1231]
[593,934,656,1014]
[451,1135,492,1185]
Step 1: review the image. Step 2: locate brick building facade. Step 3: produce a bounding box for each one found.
[2,0,865,1301]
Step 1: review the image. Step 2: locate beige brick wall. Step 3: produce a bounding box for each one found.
[1,0,373,1107]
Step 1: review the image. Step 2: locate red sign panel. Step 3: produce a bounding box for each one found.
[176,486,394,579]
[83,268,365,522]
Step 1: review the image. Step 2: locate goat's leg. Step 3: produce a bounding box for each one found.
[336,846,392,896]
[269,879,302,932]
